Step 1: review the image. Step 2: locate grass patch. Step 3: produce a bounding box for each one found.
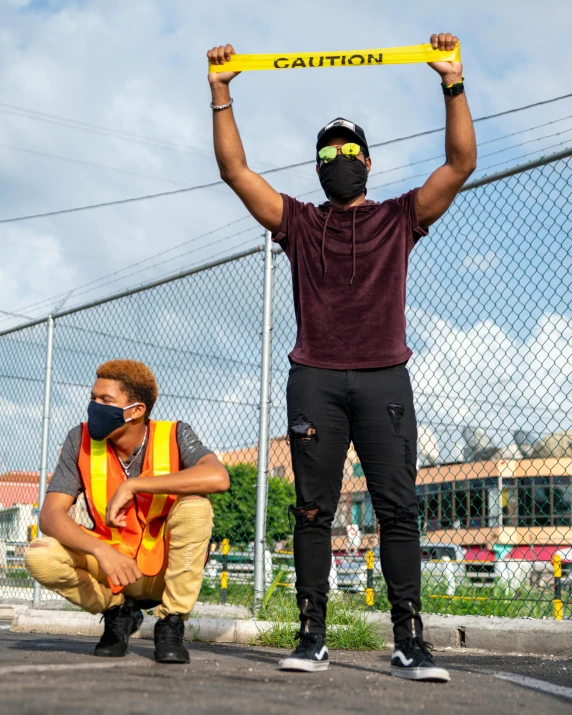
[421,577,572,619]
[198,580,254,608]
[198,569,571,620]
[256,592,384,650]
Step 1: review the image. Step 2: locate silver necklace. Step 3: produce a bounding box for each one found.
[118,427,148,475]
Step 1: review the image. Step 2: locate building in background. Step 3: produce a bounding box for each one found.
[0,471,91,573]
[219,434,572,560]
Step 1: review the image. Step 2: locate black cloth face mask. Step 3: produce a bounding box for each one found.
[318,154,368,202]
[87,400,141,441]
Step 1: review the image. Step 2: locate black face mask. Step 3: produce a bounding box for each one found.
[87,401,140,441]
[318,155,368,202]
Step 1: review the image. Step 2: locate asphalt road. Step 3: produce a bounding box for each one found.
[0,631,570,715]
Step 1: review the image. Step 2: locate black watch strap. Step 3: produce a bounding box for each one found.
[442,78,465,96]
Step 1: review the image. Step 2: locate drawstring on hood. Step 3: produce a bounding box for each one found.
[321,208,333,282]
[350,207,357,286]
[321,205,359,286]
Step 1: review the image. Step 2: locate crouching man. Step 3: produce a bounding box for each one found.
[25,359,229,664]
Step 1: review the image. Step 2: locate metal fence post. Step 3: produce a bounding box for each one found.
[32,314,55,607]
[253,230,275,611]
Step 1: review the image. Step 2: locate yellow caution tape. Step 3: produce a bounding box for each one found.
[209,43,460,73]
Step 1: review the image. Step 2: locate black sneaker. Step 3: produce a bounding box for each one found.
[94,597,143,658]
[278,633,329,672]
[154,614,190,664]
[391,637,450,682]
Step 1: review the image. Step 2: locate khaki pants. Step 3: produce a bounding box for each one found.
[25,496,213,619]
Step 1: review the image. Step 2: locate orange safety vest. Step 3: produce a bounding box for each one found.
[78,420,179,594]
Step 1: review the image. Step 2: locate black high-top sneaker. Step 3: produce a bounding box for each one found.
[278,633,329,672]
[391,637,450,681]
[94,597,143,658]
[154,614,190,664]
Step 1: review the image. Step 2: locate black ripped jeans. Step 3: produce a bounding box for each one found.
[287,362,422,642]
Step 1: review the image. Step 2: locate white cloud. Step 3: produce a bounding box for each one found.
[0,1,571,472]
[0,0,570,327]
[462,251,500,273]
[408,309,572,460]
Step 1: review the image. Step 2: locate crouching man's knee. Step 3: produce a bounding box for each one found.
[25,537,69,586]
[167,496,214,544]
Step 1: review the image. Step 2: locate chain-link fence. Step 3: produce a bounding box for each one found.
[0,149,571,618]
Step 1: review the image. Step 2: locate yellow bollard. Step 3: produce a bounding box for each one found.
[365,550,375,609]
[552,553,563,621]
[221,538,230,605]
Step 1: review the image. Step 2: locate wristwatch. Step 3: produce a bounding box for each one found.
[442,77,465,97]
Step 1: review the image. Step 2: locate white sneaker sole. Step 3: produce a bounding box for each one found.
[279,657,330,672]
[391,665,450,682]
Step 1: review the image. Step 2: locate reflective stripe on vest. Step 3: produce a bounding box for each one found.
[90,437,122,547]
[78,420,179,588]
[139,421,175,555]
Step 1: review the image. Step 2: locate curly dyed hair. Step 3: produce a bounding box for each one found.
[96,360,158,417]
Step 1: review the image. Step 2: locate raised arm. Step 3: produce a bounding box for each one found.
[208,44,283,233]
[415,33,477,229]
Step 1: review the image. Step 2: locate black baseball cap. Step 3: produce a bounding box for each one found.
[316,117,370,161]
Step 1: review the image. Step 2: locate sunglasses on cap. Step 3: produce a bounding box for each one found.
[317,143,364,164]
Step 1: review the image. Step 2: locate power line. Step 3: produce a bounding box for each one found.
[0,236,131,263]
[4,94,572,323]
[367,91,572,150]
[0,180,227,224]
[53,225,263,308]
[0,223,260,323]
[0,309,33,320]
[476,113,572,147]
[467,140,572,180]
[0,235,264,333]
[0,215,257,323]
[0,103,305,179]
[10,129,571,322]
[367,123,572,183]
[368,139,572,193]
[0,142,196,187]
[368,115,572,180]
[295,137,571,202]
[2,91,572,226]
[55,323,262,370]
[0,102,215,158]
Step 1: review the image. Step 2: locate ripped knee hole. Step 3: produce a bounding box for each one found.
[289,411,318,446]
[289,503,320,524]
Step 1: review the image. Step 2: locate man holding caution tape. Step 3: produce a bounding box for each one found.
[208,33,476,681]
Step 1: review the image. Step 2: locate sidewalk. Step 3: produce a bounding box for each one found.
[3,602,572,657]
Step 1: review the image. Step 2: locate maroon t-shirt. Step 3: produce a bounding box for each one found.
[272,189,428,370]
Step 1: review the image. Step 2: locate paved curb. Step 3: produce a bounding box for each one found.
[0,601,250,621]
[8,608,572,656]
[10,610,273,643]
[364,612,572,656]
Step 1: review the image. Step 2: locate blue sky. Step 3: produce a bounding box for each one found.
[0,0,571,322]
[0,1,571,469]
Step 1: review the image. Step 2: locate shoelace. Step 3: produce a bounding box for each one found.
[293,632,321,652]
[412,638,434,661]
[157,618,184,646]
[99,606,130,644]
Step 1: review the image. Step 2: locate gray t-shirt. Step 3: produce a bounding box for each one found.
[47,422,214,500]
